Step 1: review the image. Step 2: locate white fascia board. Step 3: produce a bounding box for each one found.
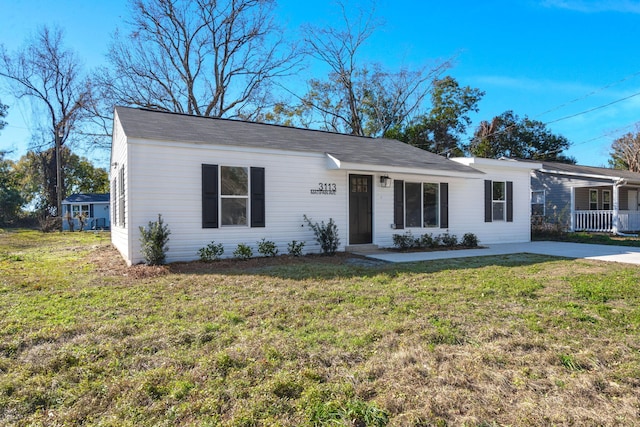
[452,157,543,171]
[326,154,484,179]
[538,168,620,183]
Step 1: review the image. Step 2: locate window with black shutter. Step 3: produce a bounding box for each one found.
[202,164,265,229]
[485,180,513,222]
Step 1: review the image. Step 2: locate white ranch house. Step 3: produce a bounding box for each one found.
[111,106,540,265]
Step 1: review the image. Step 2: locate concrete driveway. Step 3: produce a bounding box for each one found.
[363,241,640,265]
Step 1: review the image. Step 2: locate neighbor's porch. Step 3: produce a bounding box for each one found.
[571,184,640,233]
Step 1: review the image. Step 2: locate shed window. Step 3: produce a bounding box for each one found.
[72,205,90,218]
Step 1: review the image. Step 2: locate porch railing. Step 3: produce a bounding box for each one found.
[573,210,640,232]
[65,217,110,231]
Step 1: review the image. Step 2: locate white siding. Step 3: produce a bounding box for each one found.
[110,114,130,263]
[452,162,534,245]
[125,140,350,264]
[115,132,536,264]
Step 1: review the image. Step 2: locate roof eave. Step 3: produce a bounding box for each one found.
[326,154,485,178]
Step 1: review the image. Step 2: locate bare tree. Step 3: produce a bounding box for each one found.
[0,26,93,217]
[288,1,451,137]
[610,124,640,172]
[96,0,301,120]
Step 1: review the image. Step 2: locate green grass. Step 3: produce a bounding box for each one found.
[536,230,640,247]
[1,229,640,426]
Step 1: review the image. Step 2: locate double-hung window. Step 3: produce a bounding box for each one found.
[531,190,545,216]
[220,166,249,226]
[492,181,506,221]
[202,164,265,229]
[589,189,598,210]
[72,204,90,218]
[484,180,513,223]
[602,190,611,210]
[398,181,444,229]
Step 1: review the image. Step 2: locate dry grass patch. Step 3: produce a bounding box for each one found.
[1,229,639,426]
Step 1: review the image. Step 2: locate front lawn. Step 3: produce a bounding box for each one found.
[1,230,639,426]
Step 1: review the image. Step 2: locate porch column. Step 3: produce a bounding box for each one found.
[570,187,575,231]
[612,181,620,234]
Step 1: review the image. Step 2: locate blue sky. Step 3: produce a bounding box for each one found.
[1,0,640,168]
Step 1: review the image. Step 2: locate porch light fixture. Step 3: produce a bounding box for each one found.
[380,175,392,188]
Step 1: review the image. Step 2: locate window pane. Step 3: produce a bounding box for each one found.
[603,191,610,203]
[493,201,505,221]
[221,198,247,225]
[221,166,248,196]
[405,182,421,227]
[423,183,439,227]
[590,190,597,203]
[493,181,505,201]
[531,191,544,204]
[532,204,544,216]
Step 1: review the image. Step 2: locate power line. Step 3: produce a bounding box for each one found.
[544,89,640,125]
[534,70,640,120]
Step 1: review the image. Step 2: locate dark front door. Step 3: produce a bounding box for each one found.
[349,174,373,244]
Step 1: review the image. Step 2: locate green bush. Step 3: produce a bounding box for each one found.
[198,241,224,261]
[440,232,458,247]
[392,231,416,250]
[303,215,340,256]
[233,243,253,260]
[461,232,479,247]
[418,232,442,248]
[287,240,305,257]
[257,238,278,257]
[139,214,171,265]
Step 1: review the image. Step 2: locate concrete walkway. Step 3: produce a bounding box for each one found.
[360,241,640,265]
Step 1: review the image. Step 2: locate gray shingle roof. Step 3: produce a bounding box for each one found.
[63,193,110,203]
[539,161,640,183]
[115,106,482,175]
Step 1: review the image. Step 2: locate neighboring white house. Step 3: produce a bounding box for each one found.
[110,106,541,265]
[62,193,110,231]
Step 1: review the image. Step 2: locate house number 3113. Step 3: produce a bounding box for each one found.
[310,182,337,194]
[318,183,337,192]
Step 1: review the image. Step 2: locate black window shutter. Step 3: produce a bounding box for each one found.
[484,180,492,223]
[506,181,514,222]
[440,183,449,228]
[394,179,404,229]
[89,204,94,218]
[202,164,219,228]
[250,167,265,227]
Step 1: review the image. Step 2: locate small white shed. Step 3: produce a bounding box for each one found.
[110,106,540,265]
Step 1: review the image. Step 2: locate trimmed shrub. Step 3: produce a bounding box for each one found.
[287,240,305,257]
[303,215,340,256]
[233,243,253,260]
[257,238,278,257]
[392,231,416,250]
[440,232,458,247]
[462,232,479,247]
[198,241,224,262]
[139,214,171,265]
